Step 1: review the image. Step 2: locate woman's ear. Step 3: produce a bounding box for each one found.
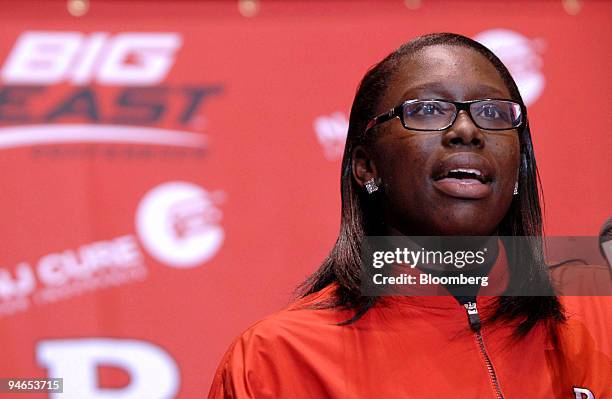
[352,145,378,188]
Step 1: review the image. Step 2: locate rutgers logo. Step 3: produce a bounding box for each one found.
[574,387,595,399]
[38,338,179,399]
[1,31,181,86]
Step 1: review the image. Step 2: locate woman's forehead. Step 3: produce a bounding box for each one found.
[382,45,511,109]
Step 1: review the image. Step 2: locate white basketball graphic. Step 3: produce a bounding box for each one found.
[313,112,349,161]
[136,181,224,268]
[474,29,545,106]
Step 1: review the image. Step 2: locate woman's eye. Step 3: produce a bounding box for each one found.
[413,103,444,116]
[422,105,437,114]
[479,105,502,119]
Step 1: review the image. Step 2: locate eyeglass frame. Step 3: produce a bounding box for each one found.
[364,98,527,133]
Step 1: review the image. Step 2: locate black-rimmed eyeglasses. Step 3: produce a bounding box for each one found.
[365,99,525,133]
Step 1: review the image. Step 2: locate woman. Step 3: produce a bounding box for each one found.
[208,33,611,398]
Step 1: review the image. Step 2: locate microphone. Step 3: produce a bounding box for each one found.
[600,217,612,269]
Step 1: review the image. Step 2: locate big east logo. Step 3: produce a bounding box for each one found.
[3,31,181,85]
[0,31,223,150]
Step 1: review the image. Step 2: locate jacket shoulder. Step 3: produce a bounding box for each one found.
[207,284,349,398]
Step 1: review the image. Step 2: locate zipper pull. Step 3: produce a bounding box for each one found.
[464,301,481,332]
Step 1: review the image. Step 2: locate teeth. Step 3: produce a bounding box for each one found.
[449,168,482,176]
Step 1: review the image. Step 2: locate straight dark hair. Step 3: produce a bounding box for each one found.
[298,33,565,338]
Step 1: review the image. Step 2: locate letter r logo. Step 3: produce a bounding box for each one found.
[574,387,595,399]
[37,338,180,399]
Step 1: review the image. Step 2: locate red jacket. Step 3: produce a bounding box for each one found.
[209,253,612,398]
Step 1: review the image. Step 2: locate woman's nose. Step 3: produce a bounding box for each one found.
[442,110,485,148]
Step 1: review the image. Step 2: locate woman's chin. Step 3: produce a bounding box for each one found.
[420,215,500,236]
[436,221,498,236]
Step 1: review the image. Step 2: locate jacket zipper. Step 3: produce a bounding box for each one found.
[464,301,505,399]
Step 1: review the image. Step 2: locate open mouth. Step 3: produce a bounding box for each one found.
[431,155,495,200]
[434,168,491,184]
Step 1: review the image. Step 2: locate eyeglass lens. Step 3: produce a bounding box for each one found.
[403,100,522,130]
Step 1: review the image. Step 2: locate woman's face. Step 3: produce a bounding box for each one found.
[362,45,521,236]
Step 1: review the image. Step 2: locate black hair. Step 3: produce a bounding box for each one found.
[298,33,565,338]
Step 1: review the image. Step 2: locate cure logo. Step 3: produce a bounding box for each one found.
[2,31,181,86]
[136,181,225,268]
[0,181,224,317]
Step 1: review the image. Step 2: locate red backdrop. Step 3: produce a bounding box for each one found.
[0,1,610,398]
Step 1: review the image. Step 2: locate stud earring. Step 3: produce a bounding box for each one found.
[513,182,519,196]
[365,178,379,194]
